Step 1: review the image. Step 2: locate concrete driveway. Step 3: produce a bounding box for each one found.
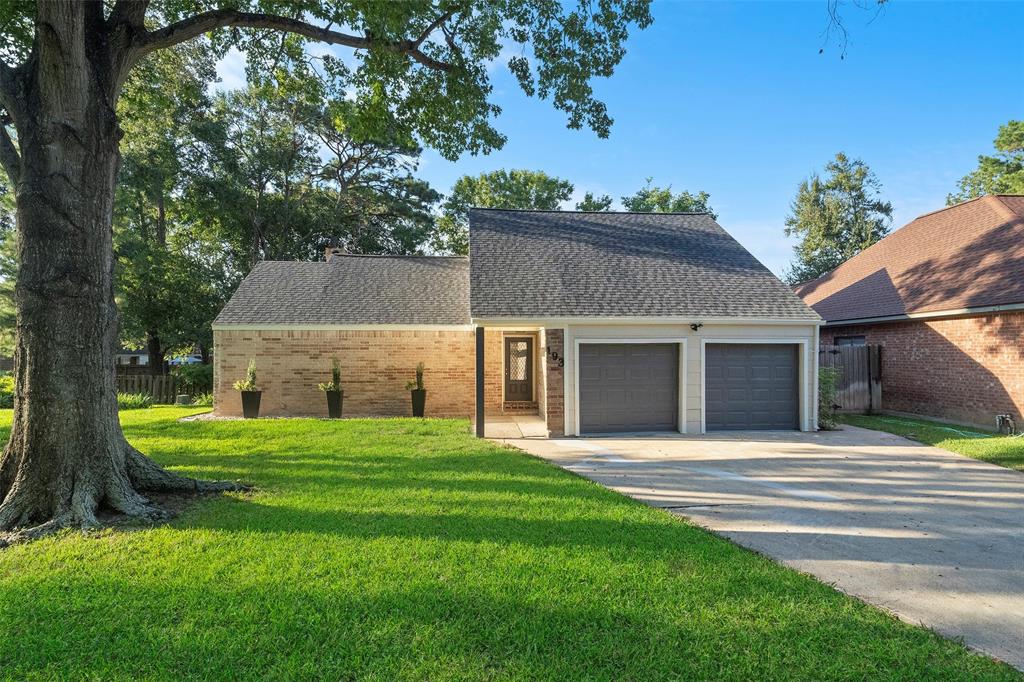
[503,426,1024,670]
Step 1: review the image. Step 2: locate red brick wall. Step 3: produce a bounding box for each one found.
[214,329,476,418]
[821,311,1024,427]
[544,328,565,436]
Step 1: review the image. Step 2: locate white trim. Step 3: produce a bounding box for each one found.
[700,338,812,434]
[561,326,569,437]
[573,338,688,436]
[811,330,819,430]
[823,302,1024,327]
[212,323,475,332]
[472,316,823,327]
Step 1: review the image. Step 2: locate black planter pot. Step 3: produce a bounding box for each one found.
[326,390,344,419]
[410,388,426,417]
[240,390,262,419]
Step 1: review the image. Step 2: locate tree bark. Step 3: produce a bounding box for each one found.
[0,2,238,541]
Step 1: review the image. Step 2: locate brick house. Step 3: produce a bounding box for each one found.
[214,209,821,436]
[796,195,1024,428]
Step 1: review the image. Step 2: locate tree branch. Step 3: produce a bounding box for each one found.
[0,119,21,187]
[0,61,19,122]
[135,10,454,72]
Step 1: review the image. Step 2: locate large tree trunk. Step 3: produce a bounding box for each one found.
[146,331,165,376]
[0,3,237,542]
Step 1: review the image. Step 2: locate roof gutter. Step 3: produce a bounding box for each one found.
[822,301,1024,327]
[469,316,824,327]
[212,323,475,331]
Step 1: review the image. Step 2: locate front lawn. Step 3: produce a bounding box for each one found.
[0,408,1017,680]
[839,414,1024,472]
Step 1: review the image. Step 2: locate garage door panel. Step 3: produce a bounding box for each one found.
[579,343,678,433]
[705,343,799,431]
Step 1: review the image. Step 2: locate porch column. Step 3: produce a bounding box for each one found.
[475,326,485,437]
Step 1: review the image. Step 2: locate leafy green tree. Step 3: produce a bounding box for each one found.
[193,83,439,269]
[784,153,893,284]
[0,1,652,535]
[621,179,717,218]
[575,192,613,212]
[432,169,575,254]
[114,42,220,373]
[948,120,1024,204]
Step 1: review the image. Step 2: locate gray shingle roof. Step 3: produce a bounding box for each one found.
[469,209,820,320]
[214,256,470,325]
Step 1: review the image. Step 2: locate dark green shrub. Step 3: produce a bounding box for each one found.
[818,367,842,430]
[172,362,213,393]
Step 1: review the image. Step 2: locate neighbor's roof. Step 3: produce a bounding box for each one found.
[469,209,820,320]
[214,256,470,326]
[795,195,1024,323]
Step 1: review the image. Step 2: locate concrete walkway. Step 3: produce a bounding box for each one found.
[481,415,549,439]
[501,427,1024,670]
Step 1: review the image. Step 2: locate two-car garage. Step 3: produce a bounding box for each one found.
[576,341,802,434]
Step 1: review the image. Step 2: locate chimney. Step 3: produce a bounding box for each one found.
[324,245,347,262]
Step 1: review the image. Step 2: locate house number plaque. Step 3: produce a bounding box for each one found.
[544,347,564,368]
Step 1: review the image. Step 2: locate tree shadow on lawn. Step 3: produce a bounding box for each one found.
[1,557,1013,680]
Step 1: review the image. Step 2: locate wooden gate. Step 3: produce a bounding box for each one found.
[818,345,882,413]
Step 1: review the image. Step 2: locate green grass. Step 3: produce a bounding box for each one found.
[0,408,1018,681]
[839,414,1024,471]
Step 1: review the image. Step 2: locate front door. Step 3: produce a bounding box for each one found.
[504,337,534,402]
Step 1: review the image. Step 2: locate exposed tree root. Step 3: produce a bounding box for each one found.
[0,442,250,549]
[124,444,246,494]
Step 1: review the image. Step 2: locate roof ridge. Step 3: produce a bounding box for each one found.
[468,207,713,216]
[911,194,1004,221]
[329,254,468,259]
[824,193,1019,276]
[993,195,1024,219]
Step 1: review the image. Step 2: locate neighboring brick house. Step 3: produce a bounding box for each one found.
[796,195,1024,428]
[215,210,821,436]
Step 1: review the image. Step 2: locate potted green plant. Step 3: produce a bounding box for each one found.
[233,358,261,418]
[406,362,426,417]
[318,357,344,419]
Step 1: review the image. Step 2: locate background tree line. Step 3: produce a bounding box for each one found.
[0,37,720,367]
[0,40,1016,359]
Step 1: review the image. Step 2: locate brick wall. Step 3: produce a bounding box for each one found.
[822,311,1024,427]
[483,329,503,416]
[214,328,476,418]
[544,328,565,436]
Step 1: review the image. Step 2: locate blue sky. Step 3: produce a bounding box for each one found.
[218,1,1023,276]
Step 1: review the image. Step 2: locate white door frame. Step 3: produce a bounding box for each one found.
[573,338,688,436]
[699,338,811,433]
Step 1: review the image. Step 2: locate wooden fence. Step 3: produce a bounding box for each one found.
[115,375,184,404]
[818,344,882,413]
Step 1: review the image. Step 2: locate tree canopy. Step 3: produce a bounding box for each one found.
[783,152,893,284]
[432,169,575,254]
[575,191,614,212]
[620,179,717,218]
[948,120,1024,204]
